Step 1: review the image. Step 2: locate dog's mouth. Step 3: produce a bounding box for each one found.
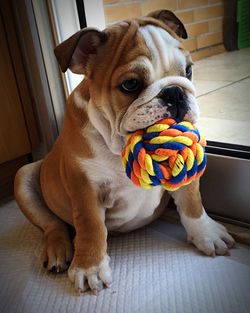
[119,76,199,135]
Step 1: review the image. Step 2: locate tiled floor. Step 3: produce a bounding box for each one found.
[193,48,250,147]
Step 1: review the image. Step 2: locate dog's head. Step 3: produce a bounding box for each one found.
[55,10,199,154]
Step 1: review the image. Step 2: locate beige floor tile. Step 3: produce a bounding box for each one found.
[194,80,230,96]
[193,48,250,146]
[241,77,250,83]
[193,47,250,82]
[197,117,250,146]
[198,79,250,122]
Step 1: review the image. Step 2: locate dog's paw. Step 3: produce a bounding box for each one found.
[68,255,112,295]
[181,211,235,256]
[42,231,73,273]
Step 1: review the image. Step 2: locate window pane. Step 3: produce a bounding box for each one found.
[194,48,250,148]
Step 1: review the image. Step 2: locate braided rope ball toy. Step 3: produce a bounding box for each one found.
[121,118,207,191]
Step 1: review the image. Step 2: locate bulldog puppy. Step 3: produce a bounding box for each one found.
[14,10,235,294]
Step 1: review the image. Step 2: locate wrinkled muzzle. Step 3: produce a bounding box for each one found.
[119,76,199,134]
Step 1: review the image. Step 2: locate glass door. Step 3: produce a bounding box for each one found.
[193,50,250,226]
[49,0,250,226]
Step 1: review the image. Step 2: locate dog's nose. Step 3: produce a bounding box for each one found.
[159,85,188,120]
[159,86,185,106]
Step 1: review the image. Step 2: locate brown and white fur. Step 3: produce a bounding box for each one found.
[14,10,234,294]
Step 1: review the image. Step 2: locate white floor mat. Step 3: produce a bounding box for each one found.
[0,200,250,313]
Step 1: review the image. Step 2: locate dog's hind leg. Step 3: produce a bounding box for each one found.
[14,160,73,272]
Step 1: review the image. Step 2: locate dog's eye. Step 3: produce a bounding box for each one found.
[186,65,192,79]
[119,79,142,94]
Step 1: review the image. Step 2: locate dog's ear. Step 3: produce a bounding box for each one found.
[147,10,188,39]
[54,28,108,74]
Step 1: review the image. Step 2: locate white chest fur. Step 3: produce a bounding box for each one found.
[78,124,164,232]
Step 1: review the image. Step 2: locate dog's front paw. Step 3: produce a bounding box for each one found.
[68,255,112,295]
[182,211,235,256]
